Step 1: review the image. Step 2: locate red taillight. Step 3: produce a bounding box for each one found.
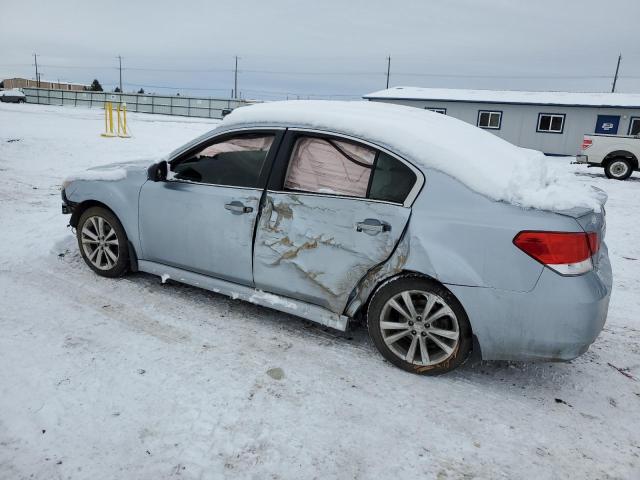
[587,232,600,256]
[513,231,597,275]
[582,137,593,150]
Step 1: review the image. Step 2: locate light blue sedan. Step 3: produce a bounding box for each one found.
[61,101,612,374]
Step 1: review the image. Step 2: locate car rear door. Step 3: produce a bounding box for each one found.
[252,130,421,313]
[138,129,283,286]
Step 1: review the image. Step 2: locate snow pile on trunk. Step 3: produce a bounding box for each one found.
[222,100,602,212]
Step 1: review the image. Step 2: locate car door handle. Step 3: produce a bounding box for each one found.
[356,219,391,234]
[225,201,253,214]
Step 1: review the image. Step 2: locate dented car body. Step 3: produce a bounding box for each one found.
[62,116,612,370]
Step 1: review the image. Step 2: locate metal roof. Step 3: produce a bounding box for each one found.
[364,87,640,108]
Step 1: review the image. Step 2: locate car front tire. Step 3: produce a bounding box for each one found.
[76,206,129,278]
[367,275,472,375]
[604,158,633,180]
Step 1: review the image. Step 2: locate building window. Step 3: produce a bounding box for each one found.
[425,107,446,114]
[537,113,565,133]
[629,117,640,136]
[477,110,502,129]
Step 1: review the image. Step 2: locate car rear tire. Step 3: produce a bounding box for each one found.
[76,206,129,278]
[604,158,633,180]
[367,275,472,375]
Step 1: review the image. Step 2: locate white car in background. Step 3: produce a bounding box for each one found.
[0,89,26,103]
[577,133,640,180]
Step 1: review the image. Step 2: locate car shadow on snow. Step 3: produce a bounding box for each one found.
[574,171,640,182]
[53,245,583,388]
[123,272,584,389]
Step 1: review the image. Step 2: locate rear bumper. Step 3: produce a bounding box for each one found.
[448,244,612,361]
[573,154,603,168]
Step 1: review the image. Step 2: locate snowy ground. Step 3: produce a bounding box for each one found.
[0,103,639,479]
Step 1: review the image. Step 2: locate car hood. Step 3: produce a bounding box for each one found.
[63,158,153,184]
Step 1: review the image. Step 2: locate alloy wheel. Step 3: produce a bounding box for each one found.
[80,215,120,270]
[379,290,460,366]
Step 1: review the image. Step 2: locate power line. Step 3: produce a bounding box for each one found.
[8,61,640,79]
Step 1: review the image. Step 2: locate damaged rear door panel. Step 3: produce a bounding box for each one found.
[253,193,410,312]
[252,129,418,313]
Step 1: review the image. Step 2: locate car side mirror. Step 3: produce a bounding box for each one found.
[147,161,168,182]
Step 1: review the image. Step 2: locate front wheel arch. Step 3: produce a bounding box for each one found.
[70,200,139,271]
[70,200,116,228]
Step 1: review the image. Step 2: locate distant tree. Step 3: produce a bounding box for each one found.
[89,79,103,92]
[114,87,121,93]
[137,88,145,94]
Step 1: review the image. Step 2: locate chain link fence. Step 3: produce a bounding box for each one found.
[22,88,255,119]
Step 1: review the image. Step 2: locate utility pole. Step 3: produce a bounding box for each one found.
[386,55,391,89]
[33,53,40,87]
[234,56,239,99]
[118,55,123,92]
[611,54,622,93]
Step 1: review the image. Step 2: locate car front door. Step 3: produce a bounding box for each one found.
[138,129,283,286]
[252,130,420,313]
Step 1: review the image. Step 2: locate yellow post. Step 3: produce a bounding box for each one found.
[120,103,130,137]
[101,102,115,137]
[115,102,131,138]
[109,102,114,134]
[103,102,108,132]
[117,104,122,136]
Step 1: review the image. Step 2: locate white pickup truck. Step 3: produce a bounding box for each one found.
[576,134,639,180]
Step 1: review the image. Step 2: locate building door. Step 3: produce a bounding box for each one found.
[595,115,620,134]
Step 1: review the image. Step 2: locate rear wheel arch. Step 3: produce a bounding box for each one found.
[365,272,474,374]
[364,271,469,322]
[603,151,638,170]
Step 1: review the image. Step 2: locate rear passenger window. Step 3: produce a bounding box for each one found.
[173,134,273,188]
[284,136,375,197]
[283,134,417,204]
[369,152,417,204]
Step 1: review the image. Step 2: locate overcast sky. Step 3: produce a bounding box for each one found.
[2,0,640,99]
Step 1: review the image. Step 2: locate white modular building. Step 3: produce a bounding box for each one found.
[364,87,640,156]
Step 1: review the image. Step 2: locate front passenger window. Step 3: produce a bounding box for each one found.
[174,134,274,188]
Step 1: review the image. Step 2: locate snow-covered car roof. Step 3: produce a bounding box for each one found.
[221,100,602,212]
[0,89,25,97]
[364,86,640,108]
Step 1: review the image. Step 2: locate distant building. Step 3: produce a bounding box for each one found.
[2,77,87,91]
[364,87,640,156]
